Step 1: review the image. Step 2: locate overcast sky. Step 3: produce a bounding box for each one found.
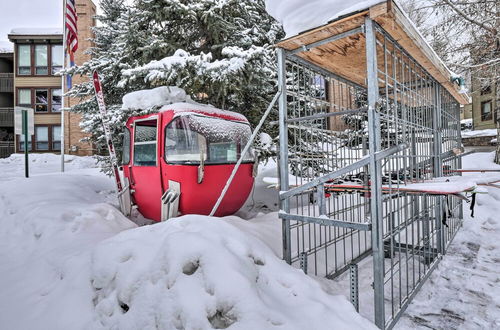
[0,0,103,51]
[0,0,63,49]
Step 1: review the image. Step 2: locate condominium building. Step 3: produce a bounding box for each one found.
[471,78,497,130]
[7,0,96,156]
[8,28,64,153]
[0,51,14,158]
[460,103,472,121]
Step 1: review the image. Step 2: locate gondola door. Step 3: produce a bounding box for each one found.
[129,116,163,220]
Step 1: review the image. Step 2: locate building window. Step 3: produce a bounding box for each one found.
[18,125,60,152]
[52,126,61,150]
[35,45,48,75]
[35,126,49,150]
[481,100,492,121]
[51,45,63,74]
[35,89,48,112]
[17,45,31,75]
[16,44,63,76]
[17,88,62,113]
[52,89,62,112]
[480,85,492,95]
[18,89,31,106]
[18,133,32,151]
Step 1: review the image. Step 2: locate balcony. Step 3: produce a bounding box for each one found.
[0,141,14,158]
[0,73,13,93]
[0,108,14,127]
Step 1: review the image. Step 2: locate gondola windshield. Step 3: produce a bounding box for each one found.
[165,114,254,164]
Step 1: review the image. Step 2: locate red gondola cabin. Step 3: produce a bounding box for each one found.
[121,103,256,222]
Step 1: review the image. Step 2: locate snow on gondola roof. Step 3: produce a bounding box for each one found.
[122,86,192,110]
[161,103,248,123]
[122,86,248,123]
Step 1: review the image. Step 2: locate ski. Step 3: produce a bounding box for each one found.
[324,183,476,196]
[92,70,123,193]
[444,169,500,173]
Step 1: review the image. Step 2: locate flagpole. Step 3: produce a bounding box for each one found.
[61,0,66,172]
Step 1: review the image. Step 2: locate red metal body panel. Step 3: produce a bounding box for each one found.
[130,163,163,220]
[162,163,254,217]
[122,105,254,222]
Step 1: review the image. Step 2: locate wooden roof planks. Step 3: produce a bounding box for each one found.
[276,0,470,105]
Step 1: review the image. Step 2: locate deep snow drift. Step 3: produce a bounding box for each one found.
[0,154,375,330]
[91,216,374,330]
[0,170,133,329]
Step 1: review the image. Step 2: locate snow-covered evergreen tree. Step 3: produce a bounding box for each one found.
[66,0,284,170]
[65,0,142,162]
[119,0,283,127]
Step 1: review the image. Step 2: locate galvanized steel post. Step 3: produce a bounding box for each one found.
[433,85,443,177]
[365,17,385,329]
[299,252,308,274]
[433,85,445,255]
[277,47,292,264]
[456,101,464,222]
[350,263,359,312]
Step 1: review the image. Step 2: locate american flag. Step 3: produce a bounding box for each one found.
[65,0,78,88]
[65,0,78,53]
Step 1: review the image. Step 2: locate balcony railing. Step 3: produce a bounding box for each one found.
[0,141,14,159]
[0,73,13,93]
[0,108,14,127]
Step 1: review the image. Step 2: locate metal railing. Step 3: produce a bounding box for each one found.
[277,18,463,330]
[0,73,13,93]
[0,141,14,158]
[0,108,14,127]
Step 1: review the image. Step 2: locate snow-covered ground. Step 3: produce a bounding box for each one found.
[0,153,98,181]
[461,118,472,126]
[1,151,499,329]
[396,152,500,329]
[0,153,374,330]
[462,129,497,138]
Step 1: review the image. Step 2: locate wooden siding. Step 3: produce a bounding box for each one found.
[34,114,61,125]
[15,77,61,88]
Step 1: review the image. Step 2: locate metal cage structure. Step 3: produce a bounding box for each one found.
[277,17,464,329]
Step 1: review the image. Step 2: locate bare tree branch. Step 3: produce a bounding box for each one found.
[453,57,500,68]
[438,0,497,35]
